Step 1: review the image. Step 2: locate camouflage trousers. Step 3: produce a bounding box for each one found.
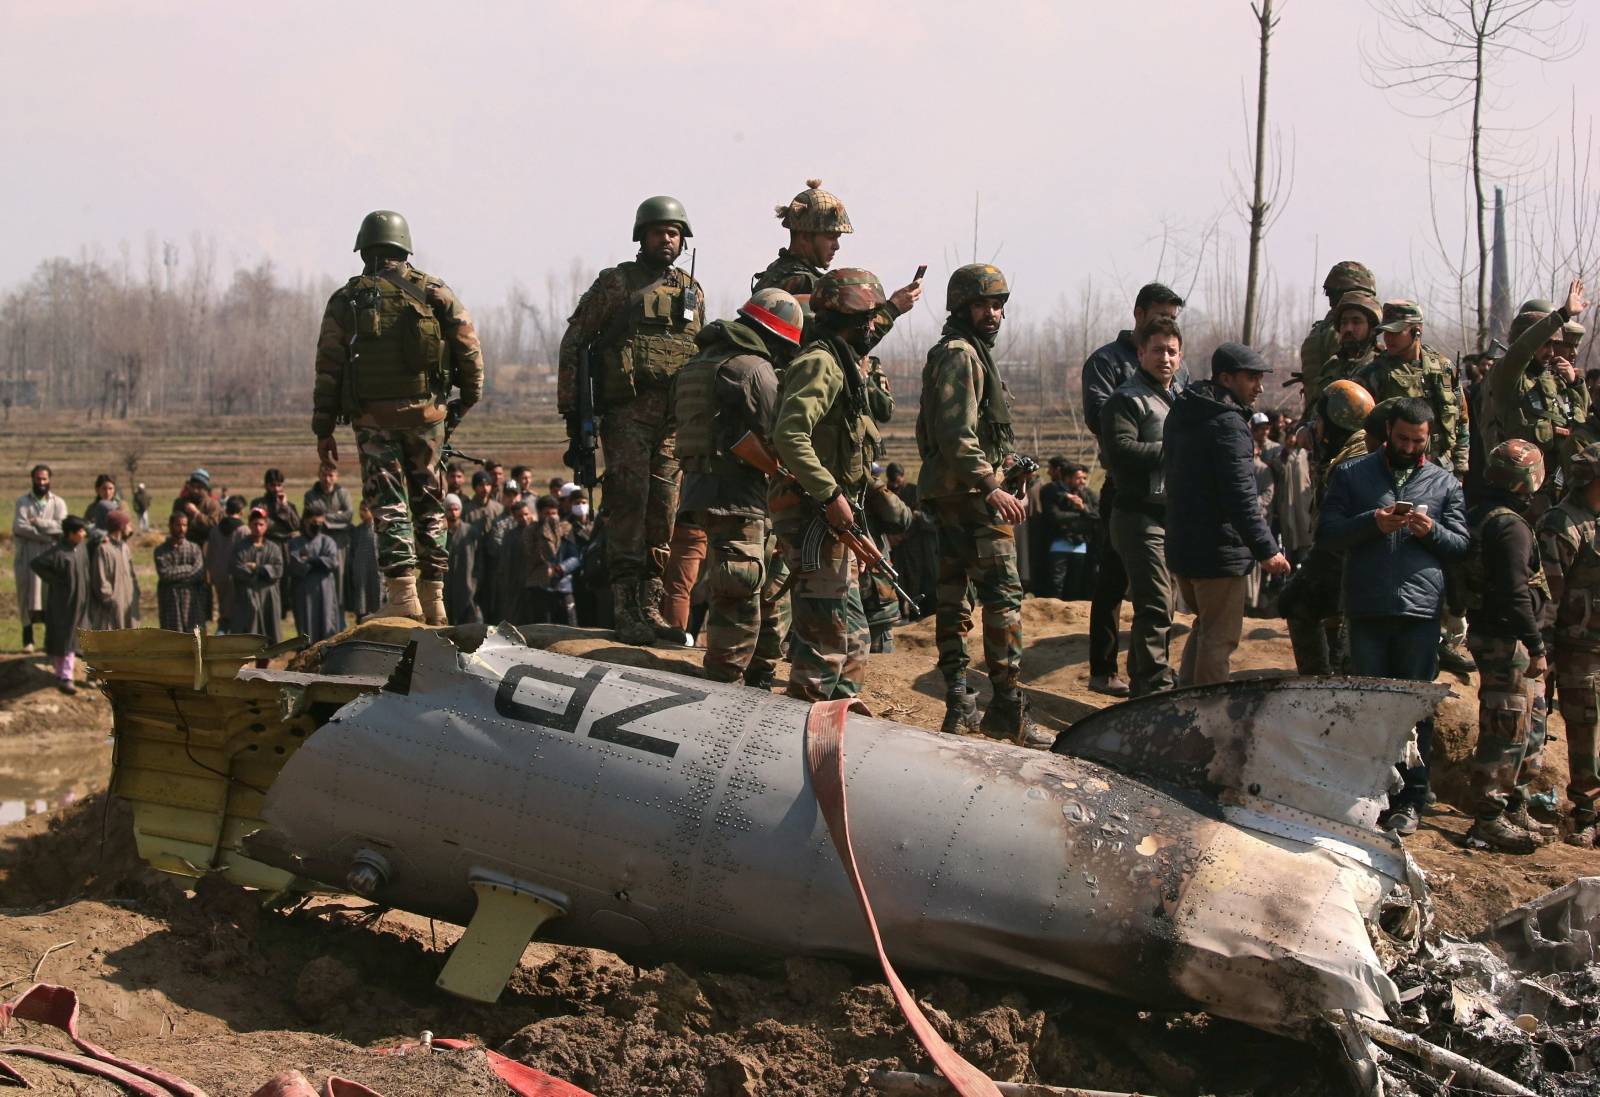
[1465,632,1537,819]
[931,495,1023,691]
[751,533,791,681]
[1553,645,1600,807]
[355,423,447,579]
[697,512,767,684]
[602,385,680,585]
[776,518,868,702]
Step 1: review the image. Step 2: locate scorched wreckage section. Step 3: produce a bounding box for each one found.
[85,624,1437,1037]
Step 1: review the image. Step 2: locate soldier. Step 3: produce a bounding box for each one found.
[558,196,704,645]
[1461,440,1554,853]
[312,209,484,625]
[1480,280,1588,470]
[916,264,1051,746]
[1354,301,1469,474]
[1315,291,1382,393]
[769,268,885,701]
[1300,261,1378,411]
[1536,441,1600,847]
[670,288,801,683]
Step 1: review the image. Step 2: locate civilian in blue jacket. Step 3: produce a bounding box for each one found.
[1164,343,1291,686]
[1317,397,1470,834]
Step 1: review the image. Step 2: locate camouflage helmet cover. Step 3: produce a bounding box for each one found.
[946,263,1010,313]
[632,195,693,242]
[812,267,885,317]
[1485,438,1545,494]
[1333,290,1382,328]
[776,179,853,235]
[1323,378,1376,432]
[738,287,806,347]
[1568,443,1600,489]
[1377,299,1424,333]
[354,210,413,254]
[1323,260,1376,296]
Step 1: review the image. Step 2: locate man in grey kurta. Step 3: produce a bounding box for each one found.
[444,494,484,625]
[230,507,285,641]
[344,501,382,623]
[304,463,354,603]
[156,512,210,633]
[287,503,343,643]
[87,510,140,631]
[13,463,68,652]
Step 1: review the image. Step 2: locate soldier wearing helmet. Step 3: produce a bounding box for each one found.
[311,210,484,624]
[1300,261,1378,410]
[1536,441,1600,847]
[1460,439,1554,852]
[1482,278,1589,472]
[670,288,802,684]
[1317,291,1383,393]
[1279,377,1375,677]
[768,268,888,701]
[557,195,706,645]
[914,265,1050,747]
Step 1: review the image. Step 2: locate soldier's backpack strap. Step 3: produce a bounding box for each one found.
[377,267,430,308]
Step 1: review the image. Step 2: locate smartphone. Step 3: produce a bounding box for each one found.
[914,264,928,282]
[1392,501,1414,516]
[1413,504,1429,517]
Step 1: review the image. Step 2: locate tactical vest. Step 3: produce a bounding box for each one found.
[602,263,702,404]
[339,269,446,413]
[673,356,721,467]
[1508,371,1563,447]
[803,344,870,493]
[1359,348,1459,457]
[914,333,1016,475]
[1550,501,1600,648]
[1462,505,1549,613]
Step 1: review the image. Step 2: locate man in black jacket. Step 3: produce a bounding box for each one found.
[1318,398,1470,835]
[1462,439,1554,853]
[1038,458,1099,599]
[1080,282,1188,695]
[1164,343,1291,686]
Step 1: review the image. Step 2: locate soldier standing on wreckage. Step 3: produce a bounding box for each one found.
[311,210,484,625]
[749,180,923,683]
[1461,439,1557,853]
[1536,441,1600,848]
[917,264,1052,748]
[769,268,886,701]
[559,196,704,646]
[671,288,803,683]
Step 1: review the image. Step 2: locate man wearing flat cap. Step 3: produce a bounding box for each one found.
[1163,342,1290,686]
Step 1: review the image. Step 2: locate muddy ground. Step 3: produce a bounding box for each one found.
[1,600,1598,1095]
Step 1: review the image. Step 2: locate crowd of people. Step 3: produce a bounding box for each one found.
[11,190,1599,856]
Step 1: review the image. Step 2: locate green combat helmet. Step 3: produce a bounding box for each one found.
[776,179,853,234]
[633,196,693,242]
[1567,443,1600,488]
[1324,378,1376,432]
[812,268,885,316]
[1563,319,1585,348]
[1518,298,1557,316]
[353,210,413,254]
[1334,290,1382,328]
[946,263,1010,313]
[738,288,805,347]
[1485,438,1546,494]
[1324,261,1377,296]
[1377,300,1424,333]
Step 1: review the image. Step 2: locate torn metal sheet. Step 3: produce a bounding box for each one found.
[90,625,1440,1036]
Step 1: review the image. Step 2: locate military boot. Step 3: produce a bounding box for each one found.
[614,583,656,646]
[979,688,1054,750]
[743,665,776,690]
[637,577,688,644]
[381,574,424,621]
[939,685,980,735]
[1565,805,1599,848]
[1465,814,1541,854]
[417,580,448,626]
[1503,800,1558,842]
[1437,638,1477,678]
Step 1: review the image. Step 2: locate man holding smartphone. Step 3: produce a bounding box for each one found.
[1318,398,1470,835]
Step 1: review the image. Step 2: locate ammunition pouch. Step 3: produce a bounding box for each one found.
[340,271,446,415]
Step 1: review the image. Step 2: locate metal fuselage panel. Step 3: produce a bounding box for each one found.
[258,632,1402,1032]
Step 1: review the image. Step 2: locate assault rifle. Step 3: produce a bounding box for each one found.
[441,441,489,468]
[730,431,915,606]
[564,342,601,489]
[1003,454,1040,499]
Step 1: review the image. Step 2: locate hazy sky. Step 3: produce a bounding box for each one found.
[2,0,1592,335]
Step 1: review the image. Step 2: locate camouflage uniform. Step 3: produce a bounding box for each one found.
[311,256,483,582]
[1299,262,1377,412]
[558,256,704,625]
[672,315,782,684]
[1535,464,1600,828]
[769,272,881,702]
[1482,309,1575,460]
[1353,302,1468,473]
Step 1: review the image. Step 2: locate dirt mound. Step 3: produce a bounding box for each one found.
[0,793,172,910]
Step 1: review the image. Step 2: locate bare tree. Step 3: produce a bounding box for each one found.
[1240,0,1287,345]
[1363,0,1582,351]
